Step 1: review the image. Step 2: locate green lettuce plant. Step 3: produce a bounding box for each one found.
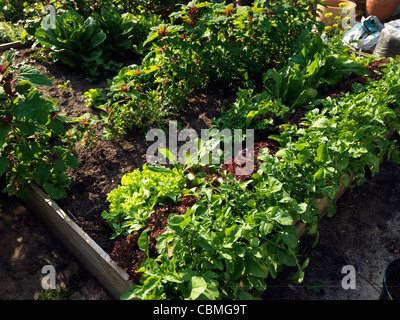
[101,164,186,238]
[35,10,106,68]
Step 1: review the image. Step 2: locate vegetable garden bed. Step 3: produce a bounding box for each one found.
[22,163,352,298]
[12,42,400,299]
[2,0,400,300]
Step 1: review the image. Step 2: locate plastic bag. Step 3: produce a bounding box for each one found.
[358,31,382,51]
[342,16,384,50]
[384,18,400,30]
[373,19,400,57]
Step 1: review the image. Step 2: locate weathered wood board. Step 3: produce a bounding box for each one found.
[0,41,33,51]
[24,183,131,299]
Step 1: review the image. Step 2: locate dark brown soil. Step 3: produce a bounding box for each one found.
[0,193,111,299]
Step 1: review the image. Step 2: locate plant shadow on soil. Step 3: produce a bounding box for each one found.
[0,189,111,300]
[2,45,400,300]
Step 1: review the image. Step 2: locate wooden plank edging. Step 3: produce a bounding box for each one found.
[24,182,131,299]
[0,40,33,51]
[295,174,354,238]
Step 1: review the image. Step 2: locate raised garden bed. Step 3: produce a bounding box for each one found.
[6,45,240,298]
[21,127,394,299]
[14,43,398,298]
[2,1,400,300]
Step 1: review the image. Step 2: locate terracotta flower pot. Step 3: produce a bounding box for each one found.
[317,0,357,27]
[366,0,400,22]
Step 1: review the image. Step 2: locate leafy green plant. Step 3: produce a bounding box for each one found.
[0,21,27,44]
[117,0,187,17]
[106,157,311,299]
[0,50,95,199]
[101,164,186,238]
[35,10,106,68]
[94,6,135,56]
[0,0,40,22]
[262,31,368,110]
[83,88,106,108]
[58,80,73,93]
[305,281,324,293]
[123,11,164,52]
[217,31,369,131]
[82,57,123,83]
[39,270,86,300]
[102,52,400,300]
[56,0,113,18]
